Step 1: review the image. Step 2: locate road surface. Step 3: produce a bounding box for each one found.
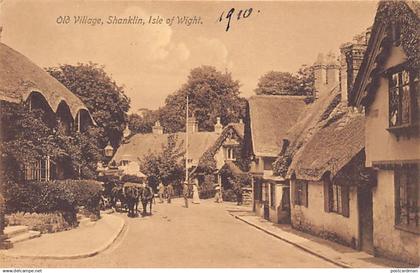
[1,198,337,267]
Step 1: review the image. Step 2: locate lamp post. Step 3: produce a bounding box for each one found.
[104,142,114,158]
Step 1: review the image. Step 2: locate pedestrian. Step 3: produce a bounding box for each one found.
[158,182,165,203]
[183,181,189,208]
[166,183,174,204]
[214,185,222,203]
[192,179,201,204]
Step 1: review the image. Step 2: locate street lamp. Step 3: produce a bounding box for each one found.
[104,142,114,158]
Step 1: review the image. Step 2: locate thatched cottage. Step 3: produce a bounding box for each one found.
[349,1,419,265]
[0,42,95,181]
[248,95,307,223]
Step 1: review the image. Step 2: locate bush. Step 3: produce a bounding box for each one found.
[222,189,237,202]
[6,212,75,233]
[5,179,103,223]
[5,180,78,224]
[199,175,216,199]
[58,180,103,218]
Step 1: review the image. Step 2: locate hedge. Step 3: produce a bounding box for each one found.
[5,179,103,223]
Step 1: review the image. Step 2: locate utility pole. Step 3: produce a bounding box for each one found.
[185,95,189,184]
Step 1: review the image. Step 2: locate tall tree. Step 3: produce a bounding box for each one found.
[46,63,130,149]
[128,109,158,134]
[254,65,315,96]
[158,66,246,133]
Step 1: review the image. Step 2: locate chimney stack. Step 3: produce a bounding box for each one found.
[313,52,340,98]
[187,116,198,133]
[152,121,164,134]
[214,117,223,134]
[339,28,369,104]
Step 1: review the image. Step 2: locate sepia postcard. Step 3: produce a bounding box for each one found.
[0,0,419,271]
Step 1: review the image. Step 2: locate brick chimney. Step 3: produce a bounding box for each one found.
[339,28,370,104]
[187,116,198,133]
[152,121,164,134]
[214,117,223,134]
[313,52,340,98]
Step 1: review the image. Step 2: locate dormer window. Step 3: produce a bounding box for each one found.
[226,147,235,160]
[388,66,419,133]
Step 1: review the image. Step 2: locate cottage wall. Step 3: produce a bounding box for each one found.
[372,170,419,265]
[268,183,288,223]
[290,181,359,248]
[365,46,420,167]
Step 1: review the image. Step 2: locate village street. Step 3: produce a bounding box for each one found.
[1,199,337,268]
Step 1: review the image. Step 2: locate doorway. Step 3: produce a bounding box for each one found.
[358,186,374,254]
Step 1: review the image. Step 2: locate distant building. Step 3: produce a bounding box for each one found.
[349,1,420,265]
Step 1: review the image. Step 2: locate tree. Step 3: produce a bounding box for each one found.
[158,66,246,133]
[128,109,158,134]
[139,134,185,190]
[296,65,315,97]
[46,63,130,150]
[254,65,315,96]
[255,71,300,96]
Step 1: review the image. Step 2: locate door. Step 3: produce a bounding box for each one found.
[358,186,374,254]
[278,186,291,224]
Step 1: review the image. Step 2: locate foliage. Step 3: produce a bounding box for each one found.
[376,1,420,70]
[222,189,237,202]
[128,110,158,134]
[5,180,78,224]
[0,101,102,180]
[46,63,130,150]
[6,212,75,234]
[4,179,103,222]
[254,65,315,96]
[157,66,246,133]
[198,175,216,199]
[139,134,185,190]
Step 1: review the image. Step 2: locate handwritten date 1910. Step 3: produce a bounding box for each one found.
[218,8,259,32]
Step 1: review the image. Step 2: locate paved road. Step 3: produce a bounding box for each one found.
[1,199,337,267]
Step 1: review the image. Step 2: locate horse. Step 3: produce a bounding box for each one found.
[110,185,127,212]
[124,186,140,217]
[140,185,154,217]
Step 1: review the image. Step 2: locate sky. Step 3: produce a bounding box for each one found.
[0,0,378,112]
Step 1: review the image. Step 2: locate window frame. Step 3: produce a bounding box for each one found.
[386,64,419,133]
[394,164,420,234]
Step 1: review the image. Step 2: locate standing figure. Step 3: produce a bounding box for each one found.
[183,181,189,208]
[166,183,174,203]
[214,185,222,203]
[158,182,165,203]
[192,179,201,204]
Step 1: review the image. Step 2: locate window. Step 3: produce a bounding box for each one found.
[395,165,419,232]
[324,178,349,217]
[294,180,308,207]
[270,183,276,208]
[388,68,418,129]
[226,147,235,160]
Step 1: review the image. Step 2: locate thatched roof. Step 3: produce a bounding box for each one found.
[289,110,365,181]
[112,131,219,164]
[0,43,94,122]
[248,95,307,157]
